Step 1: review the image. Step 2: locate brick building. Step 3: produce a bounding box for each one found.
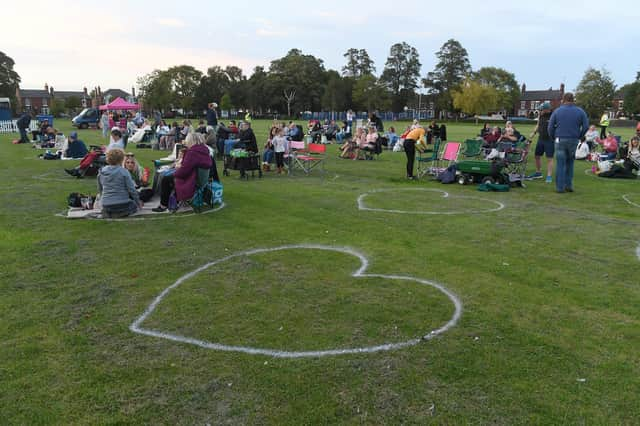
[16,84,135,114]
[515,83,565,118]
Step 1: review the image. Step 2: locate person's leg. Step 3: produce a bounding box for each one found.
[554,140,567,192]
[19,127,29,143]
[600,126,607,140]
[565,140,578,191]
[404,139,416,177]
[544,139,555,182]
[159,175,175,207]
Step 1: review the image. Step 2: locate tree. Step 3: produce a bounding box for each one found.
[0,51,20,113]
[321,70,350,113]
[165,65,203,115]
[472,67,519,113]
[619,72,640,118]
[49,98,66,117]
[268,49,326,113]
[352,75,390,112]
[220,93,233,112]
[137,69,174,112]
[224,66,249,111]
[195,66,231,113]
[283,89,296,117]
[423,39,471,115]
[342,48,375,78]
[65,96,81,110]
[575,67,616,119]
[380,42,421,112]
[452,79,499,121]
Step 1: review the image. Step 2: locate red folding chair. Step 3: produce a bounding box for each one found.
[290,143,326,175]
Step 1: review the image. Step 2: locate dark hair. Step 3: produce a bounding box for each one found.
[111,128,122,137]
[563,92,575,103]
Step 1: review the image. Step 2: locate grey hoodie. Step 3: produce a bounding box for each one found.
[98,165,140,207]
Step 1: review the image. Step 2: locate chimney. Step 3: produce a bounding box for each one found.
[83,87,88,96]
[131,87,136,98]
[560,83,565,95]
[521,83,526,94]
[98,86,101,96]
[44,82,49,92]
[50,86,54,97]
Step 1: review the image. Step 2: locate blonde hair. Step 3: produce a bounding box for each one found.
[106,148,125,165]
[184,132,205,147]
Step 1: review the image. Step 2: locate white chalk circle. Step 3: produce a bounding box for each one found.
[130,244,462,358]
[357,188,504,215]
[33,170,77,183]
[622,194,640,209]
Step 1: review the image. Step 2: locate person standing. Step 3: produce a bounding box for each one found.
[206,102,218,128]
[403,125,425,179]
[100,111,110,139]
[527,102,555,183]
[16,110,31,144]
[599,112,609,139]
[547,92,589,193]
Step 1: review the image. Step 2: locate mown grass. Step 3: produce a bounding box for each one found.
[0,119,639,424]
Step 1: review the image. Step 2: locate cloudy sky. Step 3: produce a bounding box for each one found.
[5,0,639,94]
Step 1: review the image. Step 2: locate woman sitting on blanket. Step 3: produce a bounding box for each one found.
[152,132,213,212]
[341,127,364,159]
[98,148,143,218]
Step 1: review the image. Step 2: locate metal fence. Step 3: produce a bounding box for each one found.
[0,120,39,134]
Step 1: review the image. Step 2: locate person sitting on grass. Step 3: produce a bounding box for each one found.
[32,119,49,141]
[64,131,88,159]
[123,152,147,187]
[107,128,125,152]
[336,120,351,144]
[152,132,213,212]
[386,126,399,149]
[325,120,339,141]
[626,136,640,173]
[98,148,143,218]
[584,124,599,151]
[341,127,364,159]
[598,132,618,160]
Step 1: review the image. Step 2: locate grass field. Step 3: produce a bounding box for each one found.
[1,119,639,424]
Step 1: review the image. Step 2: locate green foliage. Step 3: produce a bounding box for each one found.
[380,42,421,112]
[423,39,472,114]
[137,69,174,112]
[322,70,351,112]
[194,66,231,113]
[49,98,66,117]
[352,75,390,112]
[472,67,520,113]
[342,48,376,78]
[619,74,640,117]
[268,49,327,113]
[166,65,203,114]
[220,93,233,111]
[0,51,20,113]
[64,96,81,110]
[575,67,616,119]
[452,79,499,116]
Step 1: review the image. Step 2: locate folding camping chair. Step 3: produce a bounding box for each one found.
[461,139,483,158]
[434,141,461,173]
[289,143,326,175]
[416,137,442,179]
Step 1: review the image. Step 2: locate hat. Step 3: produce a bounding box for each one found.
[538,102,551,111]
[210,102,218,108]
[69,131,78,139]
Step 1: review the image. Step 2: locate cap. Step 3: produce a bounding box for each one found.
[69,131,78,139]
[538,102,551,111]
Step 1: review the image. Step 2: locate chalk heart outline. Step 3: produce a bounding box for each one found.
[130,244,463,358]
[357,188,505,215]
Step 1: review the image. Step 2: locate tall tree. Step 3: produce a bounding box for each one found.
[452,79,499,121]
[195,66,231,113]
[575,67,616,119]
[247,66,273,114]
[342,48,375,78]
[269,49,326,114]
[137,69,173,112]
[0,51,21,113]
[321,70,350,112]
[423,39,471,115]
[352,75,390,112]
[165,65,203,115]
[472,67,519,113]
[380,42,421,112]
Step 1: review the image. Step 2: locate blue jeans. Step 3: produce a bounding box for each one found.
[554,138,578,191]
[263,149,274,163]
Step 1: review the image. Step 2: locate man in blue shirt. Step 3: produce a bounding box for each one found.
[548,92,589,193]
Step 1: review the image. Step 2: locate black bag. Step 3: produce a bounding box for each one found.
[139,188,154,202]
[68,192,84,207]
[436,164,457,184]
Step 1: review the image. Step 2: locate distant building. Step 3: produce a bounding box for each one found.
[16,84,135,114]
[515,83,565,118]
[609,90,625,118]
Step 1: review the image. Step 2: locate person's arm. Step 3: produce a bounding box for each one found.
[124,171,141,205]
[580,111,589,139]
[547,113,556,140]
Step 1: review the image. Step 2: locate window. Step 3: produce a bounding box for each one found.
[618,100,624,110]
[42,97,48,107]
[520,101,526,110]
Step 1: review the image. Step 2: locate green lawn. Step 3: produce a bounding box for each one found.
[1,119,639,424]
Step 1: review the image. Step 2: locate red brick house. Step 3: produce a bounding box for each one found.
[515,83,565,118]
[16,84,92,114]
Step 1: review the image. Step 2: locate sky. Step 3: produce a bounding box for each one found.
[4,0,640,95]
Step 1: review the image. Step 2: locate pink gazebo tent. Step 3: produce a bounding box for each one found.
[99,97,140,111]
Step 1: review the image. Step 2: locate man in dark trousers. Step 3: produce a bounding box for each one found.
[206,102,218,128]
[548,92,589,193]
[16,110,32,143]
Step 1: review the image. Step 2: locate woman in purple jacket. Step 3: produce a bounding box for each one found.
[152,132,213,212]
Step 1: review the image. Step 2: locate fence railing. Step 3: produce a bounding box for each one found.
[0,120,39,134]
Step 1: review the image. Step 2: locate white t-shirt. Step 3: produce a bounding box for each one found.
[273,135,288,153]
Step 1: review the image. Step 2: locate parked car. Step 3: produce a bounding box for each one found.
[71,108,99,128]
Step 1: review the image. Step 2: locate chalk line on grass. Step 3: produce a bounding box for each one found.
[622,194,640,209]
[357,188,504,215]
[130,244,462,358]
[32,170,76,183]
